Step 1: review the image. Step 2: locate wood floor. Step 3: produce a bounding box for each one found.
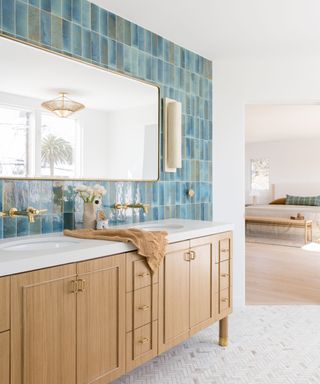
[246,242,320,304]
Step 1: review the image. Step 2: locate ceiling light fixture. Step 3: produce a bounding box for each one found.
[41,92,85,118]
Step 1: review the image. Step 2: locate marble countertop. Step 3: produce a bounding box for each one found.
[0,219,233,277]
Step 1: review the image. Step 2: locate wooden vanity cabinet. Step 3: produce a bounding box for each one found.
[77,254,126,384]
[5,230,232,384]
[10,254,126,384]
[125,252,158,371]
[0,276,10,384]
[11,264,78,384]
[159,232,233,354]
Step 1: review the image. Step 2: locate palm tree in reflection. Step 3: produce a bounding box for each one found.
[41,134,73,176]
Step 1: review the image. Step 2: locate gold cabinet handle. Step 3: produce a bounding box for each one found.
[190,251,196,260]
[78,279,86,292]
[138,272,150,277]
[220,249,229,253]
[71,280,78,293]
[184,251,191,261]
[138,337,150,344]
[221,273,229,278]
[138,305,150,311]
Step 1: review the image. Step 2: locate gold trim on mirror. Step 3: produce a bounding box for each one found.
[0,33,161,183]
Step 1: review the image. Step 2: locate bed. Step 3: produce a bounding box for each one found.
[246,183,320,242]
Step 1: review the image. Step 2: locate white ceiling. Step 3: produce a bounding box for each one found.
[0,37,157,111]
[92,0,320,60]
[246,104,320,143]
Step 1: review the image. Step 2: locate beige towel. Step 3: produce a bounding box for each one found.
[64,228,167,273]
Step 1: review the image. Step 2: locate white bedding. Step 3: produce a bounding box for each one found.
[245,204,320,239]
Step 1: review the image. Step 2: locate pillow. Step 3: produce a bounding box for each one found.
[269,197,286,205]
[285,194,320,206]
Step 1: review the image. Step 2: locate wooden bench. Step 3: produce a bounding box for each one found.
[245,216,313,244]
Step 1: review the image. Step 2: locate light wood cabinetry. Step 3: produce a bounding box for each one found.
[158,241,190,352]
[11,264,77,384]
[5,230,232,384]
[0,331,10,384]
[11,254,126,384]
[0,276,10,332]
[159,232,233,353]
[77,254,125,384]
[125,252,158,371]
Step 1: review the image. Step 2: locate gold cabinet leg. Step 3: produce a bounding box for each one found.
[219,316,228,347]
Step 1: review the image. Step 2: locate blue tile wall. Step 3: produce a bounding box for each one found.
[0,0,213,238]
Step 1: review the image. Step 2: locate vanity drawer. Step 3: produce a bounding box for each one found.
[219,260,231,291]
[126,285,158,332]
[126,321,157,371]
[0,277,10,332]
[0,331,10,384]
[126,253,158,292]
[215,235,232,263]
[219,288,231,313]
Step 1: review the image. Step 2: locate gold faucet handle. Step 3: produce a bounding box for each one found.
[143,204,150,214]
[8,208,18,217]
[26,207,47,215]
[0,212,6,217]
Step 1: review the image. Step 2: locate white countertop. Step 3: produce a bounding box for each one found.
[0,219,233,277]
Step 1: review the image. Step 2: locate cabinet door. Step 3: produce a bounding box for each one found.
[158,241,190,353]
[189,236,215,334]
[77,254,126,384]
[0,331,9,384]
[11,265,77,384]
[0,276,10,332]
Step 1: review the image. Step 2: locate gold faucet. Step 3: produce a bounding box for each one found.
[8,207,48,223]
[115,203,150,214]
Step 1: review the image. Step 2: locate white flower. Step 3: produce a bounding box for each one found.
[75,184,89,193]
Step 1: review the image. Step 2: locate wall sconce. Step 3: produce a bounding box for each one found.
[163,98,182,172]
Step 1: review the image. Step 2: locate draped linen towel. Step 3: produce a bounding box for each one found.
[64,228,167,273]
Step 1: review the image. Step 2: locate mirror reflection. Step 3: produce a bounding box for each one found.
[0,37,159,180]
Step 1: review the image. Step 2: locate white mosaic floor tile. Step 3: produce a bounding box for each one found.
[115,306,320,384]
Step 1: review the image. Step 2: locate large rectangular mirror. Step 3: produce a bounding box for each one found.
[0,36,159,181]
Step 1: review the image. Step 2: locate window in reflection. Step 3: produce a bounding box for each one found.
[0,105,32,177]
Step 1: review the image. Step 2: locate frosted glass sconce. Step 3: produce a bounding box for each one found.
[163,98,182,172]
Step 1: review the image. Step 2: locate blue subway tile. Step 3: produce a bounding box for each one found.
[16,1,28,38]
[17,217,29,237]
[90,2,99,32]
[70,22,81,55]
[72,0,81,23]
[91,31,100,63]
[51,0,61,16]
[62,0,71,20]
[108,12,116,39]
[3,217,17,238]
[2,0,15,33]
[41,10,51,46]
[108,38,116,67]
[81,0,90,28]
[62,19,71,52]
[41,0,51,12]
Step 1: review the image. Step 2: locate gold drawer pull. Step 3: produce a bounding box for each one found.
[221,249,229,253]
[138,305,150,311]
[190,251,196,260]
[221,298,229,303]
[78,279,86,292]
[138,272,150,277]
[221,273,229,278]
[184,252,191,261]
[71,280,78,293]
[138,337,150,344]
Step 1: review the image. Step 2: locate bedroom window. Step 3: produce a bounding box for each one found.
[251,158,269,190]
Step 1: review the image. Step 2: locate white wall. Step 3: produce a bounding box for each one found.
[213,55,320,307]
[245,139,320,204]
